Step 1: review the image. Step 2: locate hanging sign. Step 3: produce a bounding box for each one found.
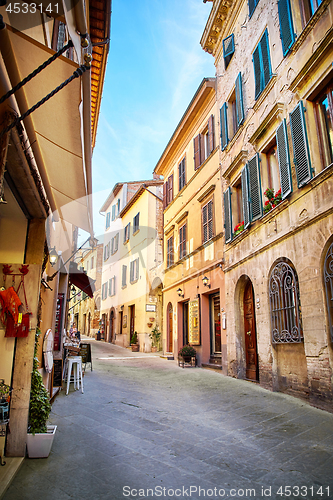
[188,298,200,345]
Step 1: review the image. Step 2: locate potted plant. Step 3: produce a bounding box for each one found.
[26,328,56,458]
[149,326,161,353]
[130,331,139,352]
[178,345,196,367]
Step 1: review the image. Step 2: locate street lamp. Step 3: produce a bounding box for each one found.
[177,288,184,298]
[202,276,211,288]
[49,247,58,266]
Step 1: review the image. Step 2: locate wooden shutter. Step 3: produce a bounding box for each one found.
[135,258,139,281]
[115,232,119,252]
[208,114,215,155]
[248,153,263,221]
[178,158,186,191]
[241,166,250,229]
[207,200,214,240]
[122,265,127,287]
[220,103,228,150]
[276,119,292,199]
[249,0,256,17]
[235,73,245,128]
[223,34,235,58]
[253,45,261,100]
[163,182,167,209]
[168,174,173,202]
[278,0,295,56]
[108,279,112,296]
[202,203,208,243]
[193,135,200,170]
[260,30,272,89]
[290,101,312,187]
[223,188,232,244]
[179,224,186,259]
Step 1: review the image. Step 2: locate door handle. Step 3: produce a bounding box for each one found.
[246,331,251,336]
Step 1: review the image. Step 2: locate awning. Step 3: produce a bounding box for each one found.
[69,262,95,298]
[0,26,93,234]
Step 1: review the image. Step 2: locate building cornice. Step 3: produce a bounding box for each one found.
[200,0,236,56]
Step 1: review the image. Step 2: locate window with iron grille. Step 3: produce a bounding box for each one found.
[324,241,333,343]
[178,158,186,192]
[253,29,272,100]
[269,260,303,343]
[122,265,127,288]
[133,213,140,234]
[179,223,187,259]
[202,200,214,243]
[223,34,235,69]
[124,223,130,243]
[167,235,174,267]
[130,258,139,283]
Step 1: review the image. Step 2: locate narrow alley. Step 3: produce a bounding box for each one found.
[4,339,333,500]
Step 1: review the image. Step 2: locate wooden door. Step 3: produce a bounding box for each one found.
[130,305,135,340]
[110,311,114,343]
[183,302,189,345]
[168,303,173,352]
[244,281,258,380]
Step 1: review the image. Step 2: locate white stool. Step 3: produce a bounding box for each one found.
[65,356,84,395]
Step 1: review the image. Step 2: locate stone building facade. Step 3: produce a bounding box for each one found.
[201,0,333,408]
[154,78,226,368]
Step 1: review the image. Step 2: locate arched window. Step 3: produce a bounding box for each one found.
[324,241,333,343]
[269,260,303,343]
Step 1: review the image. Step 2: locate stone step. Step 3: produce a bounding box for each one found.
[202,363,222,372]
[160,353,174,360]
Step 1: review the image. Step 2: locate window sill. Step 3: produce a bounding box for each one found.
[130,280,139,285]
[133,229,140,236]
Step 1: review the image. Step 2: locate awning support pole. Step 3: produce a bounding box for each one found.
[0,40,74,105]
[0,63,90,139]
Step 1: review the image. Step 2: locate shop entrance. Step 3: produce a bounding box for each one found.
[167,303,173,352]
[110,309,115,343]
[210,293,221,354]
[129,305,135,342]
[183,301,189,345]
[243,281,259,381]
[119,310,123,336]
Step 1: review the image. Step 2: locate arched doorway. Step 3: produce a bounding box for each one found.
[243,280,259,381]
[167,302,173,353]
[110,309,115,343]
[324,240,333,343]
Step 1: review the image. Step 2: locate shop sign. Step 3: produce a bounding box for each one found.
[189,298,200,345]
[146,304,156,312]
[54,293,64,350]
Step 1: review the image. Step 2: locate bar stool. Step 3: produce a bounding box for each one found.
[65,356,84,395]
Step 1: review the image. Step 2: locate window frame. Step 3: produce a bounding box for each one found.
[105,212,111,229]
[133,213,140,234]
[178,157,186,192]
[130,258,139,284]
[124,223,130,243]
[122,265,127,288]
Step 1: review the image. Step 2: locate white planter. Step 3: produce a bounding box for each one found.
[26,425,57,458]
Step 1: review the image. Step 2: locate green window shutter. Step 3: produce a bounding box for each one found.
[249,0,257,17]
[235,72,245,128]
[253,46,261,100]
[248,153,263,221]
[241,165,250,229]
[260,30,272,88]
[223,188,233,244]
[278,0,295,56]
[290,101,312,187]
[220,103,228,150]
[223,34,235,58]
[276,119,292,199]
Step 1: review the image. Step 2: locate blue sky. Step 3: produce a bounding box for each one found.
[89,0,215,238]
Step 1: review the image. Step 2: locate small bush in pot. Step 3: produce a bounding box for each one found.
[178,345,196,358]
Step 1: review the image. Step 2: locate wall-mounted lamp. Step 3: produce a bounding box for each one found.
[177,288,184,298]
[49,247,59,267]
[202,276,211,288]
[71,285,76,294]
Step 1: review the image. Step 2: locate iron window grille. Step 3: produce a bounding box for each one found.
[324,241,333,343]
[269,261,303,343]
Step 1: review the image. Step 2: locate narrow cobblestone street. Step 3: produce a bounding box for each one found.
[4,339,333,500]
